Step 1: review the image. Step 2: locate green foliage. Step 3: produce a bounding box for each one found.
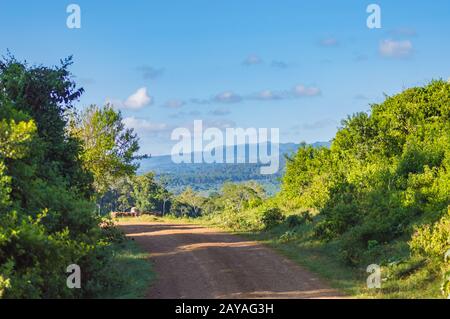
[220,182,266,212]
[442,250,450,298]
[281,145,333,209]
[285,211,313,228]
[102,172,169,214]
[0,55,131,298]
[173,187,205,217]
[278,81,450,267]
[410,209,450,258]
[69,104,140,194]
[261,207,284,229]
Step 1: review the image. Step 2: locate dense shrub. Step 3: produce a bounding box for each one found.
[279,81,450,271]
[442,251,450,298]
[261,207,284,229]
[0,56,132,298]
[410,209,450,259]
[285,211,313,228]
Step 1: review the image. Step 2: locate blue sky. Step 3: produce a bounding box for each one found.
[1,0,449,155]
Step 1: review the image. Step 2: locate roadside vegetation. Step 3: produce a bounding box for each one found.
[128,80,450,299]
[0,55,152,298]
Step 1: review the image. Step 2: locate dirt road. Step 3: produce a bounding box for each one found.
[118,222,342,299]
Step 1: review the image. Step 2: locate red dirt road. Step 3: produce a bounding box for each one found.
[118,222,343,299]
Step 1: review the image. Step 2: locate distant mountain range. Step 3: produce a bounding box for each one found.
[138,141,331,195]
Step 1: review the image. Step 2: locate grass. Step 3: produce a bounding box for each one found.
[100,239,155,299]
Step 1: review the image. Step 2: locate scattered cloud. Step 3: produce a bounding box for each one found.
[293,85,321,97]
[123,87,153,110]
[123,117,169,133]
[213,91,243,104]
[379,39,413,58]
[137,66,165,80]
[189,85,322,106]
[105,98,124,108]
[169,110,202,119]
[209,107,231,116]
[201,119,236,130]
[242,54,263,66]
[319,37,339,47]
[251,89,284,101]
[162,99,186,109]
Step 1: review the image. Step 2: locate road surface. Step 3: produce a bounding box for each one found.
[118,222,342,299]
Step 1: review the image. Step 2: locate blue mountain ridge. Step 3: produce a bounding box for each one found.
[137,142,331,194]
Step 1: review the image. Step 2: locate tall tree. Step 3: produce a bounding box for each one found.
[69,104,140,194]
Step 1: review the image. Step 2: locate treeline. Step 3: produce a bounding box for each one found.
[281,80,449,262]
[279,80,450,296]
[0,56,141,298]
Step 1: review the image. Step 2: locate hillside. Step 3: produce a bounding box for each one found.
[137,142,330,194]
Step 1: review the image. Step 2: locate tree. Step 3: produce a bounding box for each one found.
[69,104,140,194]
[0,55,122,298]
[177,187,205,217]
[221,182,265,212]
[131,172,162,213]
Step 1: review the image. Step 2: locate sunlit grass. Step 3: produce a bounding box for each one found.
[100,240,155,299]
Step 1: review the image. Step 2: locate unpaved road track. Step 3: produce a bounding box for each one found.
[118,222,343,299]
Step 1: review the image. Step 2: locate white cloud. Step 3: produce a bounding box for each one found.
[213,91,242,103]
[379,40,413,58]
[252,89,283,101]
[123,117,168,133]
[105,98,124,108]
[124,87,153,110]
[293,85,321,97]
[189,84,322,106]
[210,107,231,116]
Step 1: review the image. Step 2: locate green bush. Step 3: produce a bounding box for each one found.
[410,209,450,259]
[0,56,136,299]
[279,230,298,243]
[442,250,450,298]
[285,211,313,228]
[261,207,284,229]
